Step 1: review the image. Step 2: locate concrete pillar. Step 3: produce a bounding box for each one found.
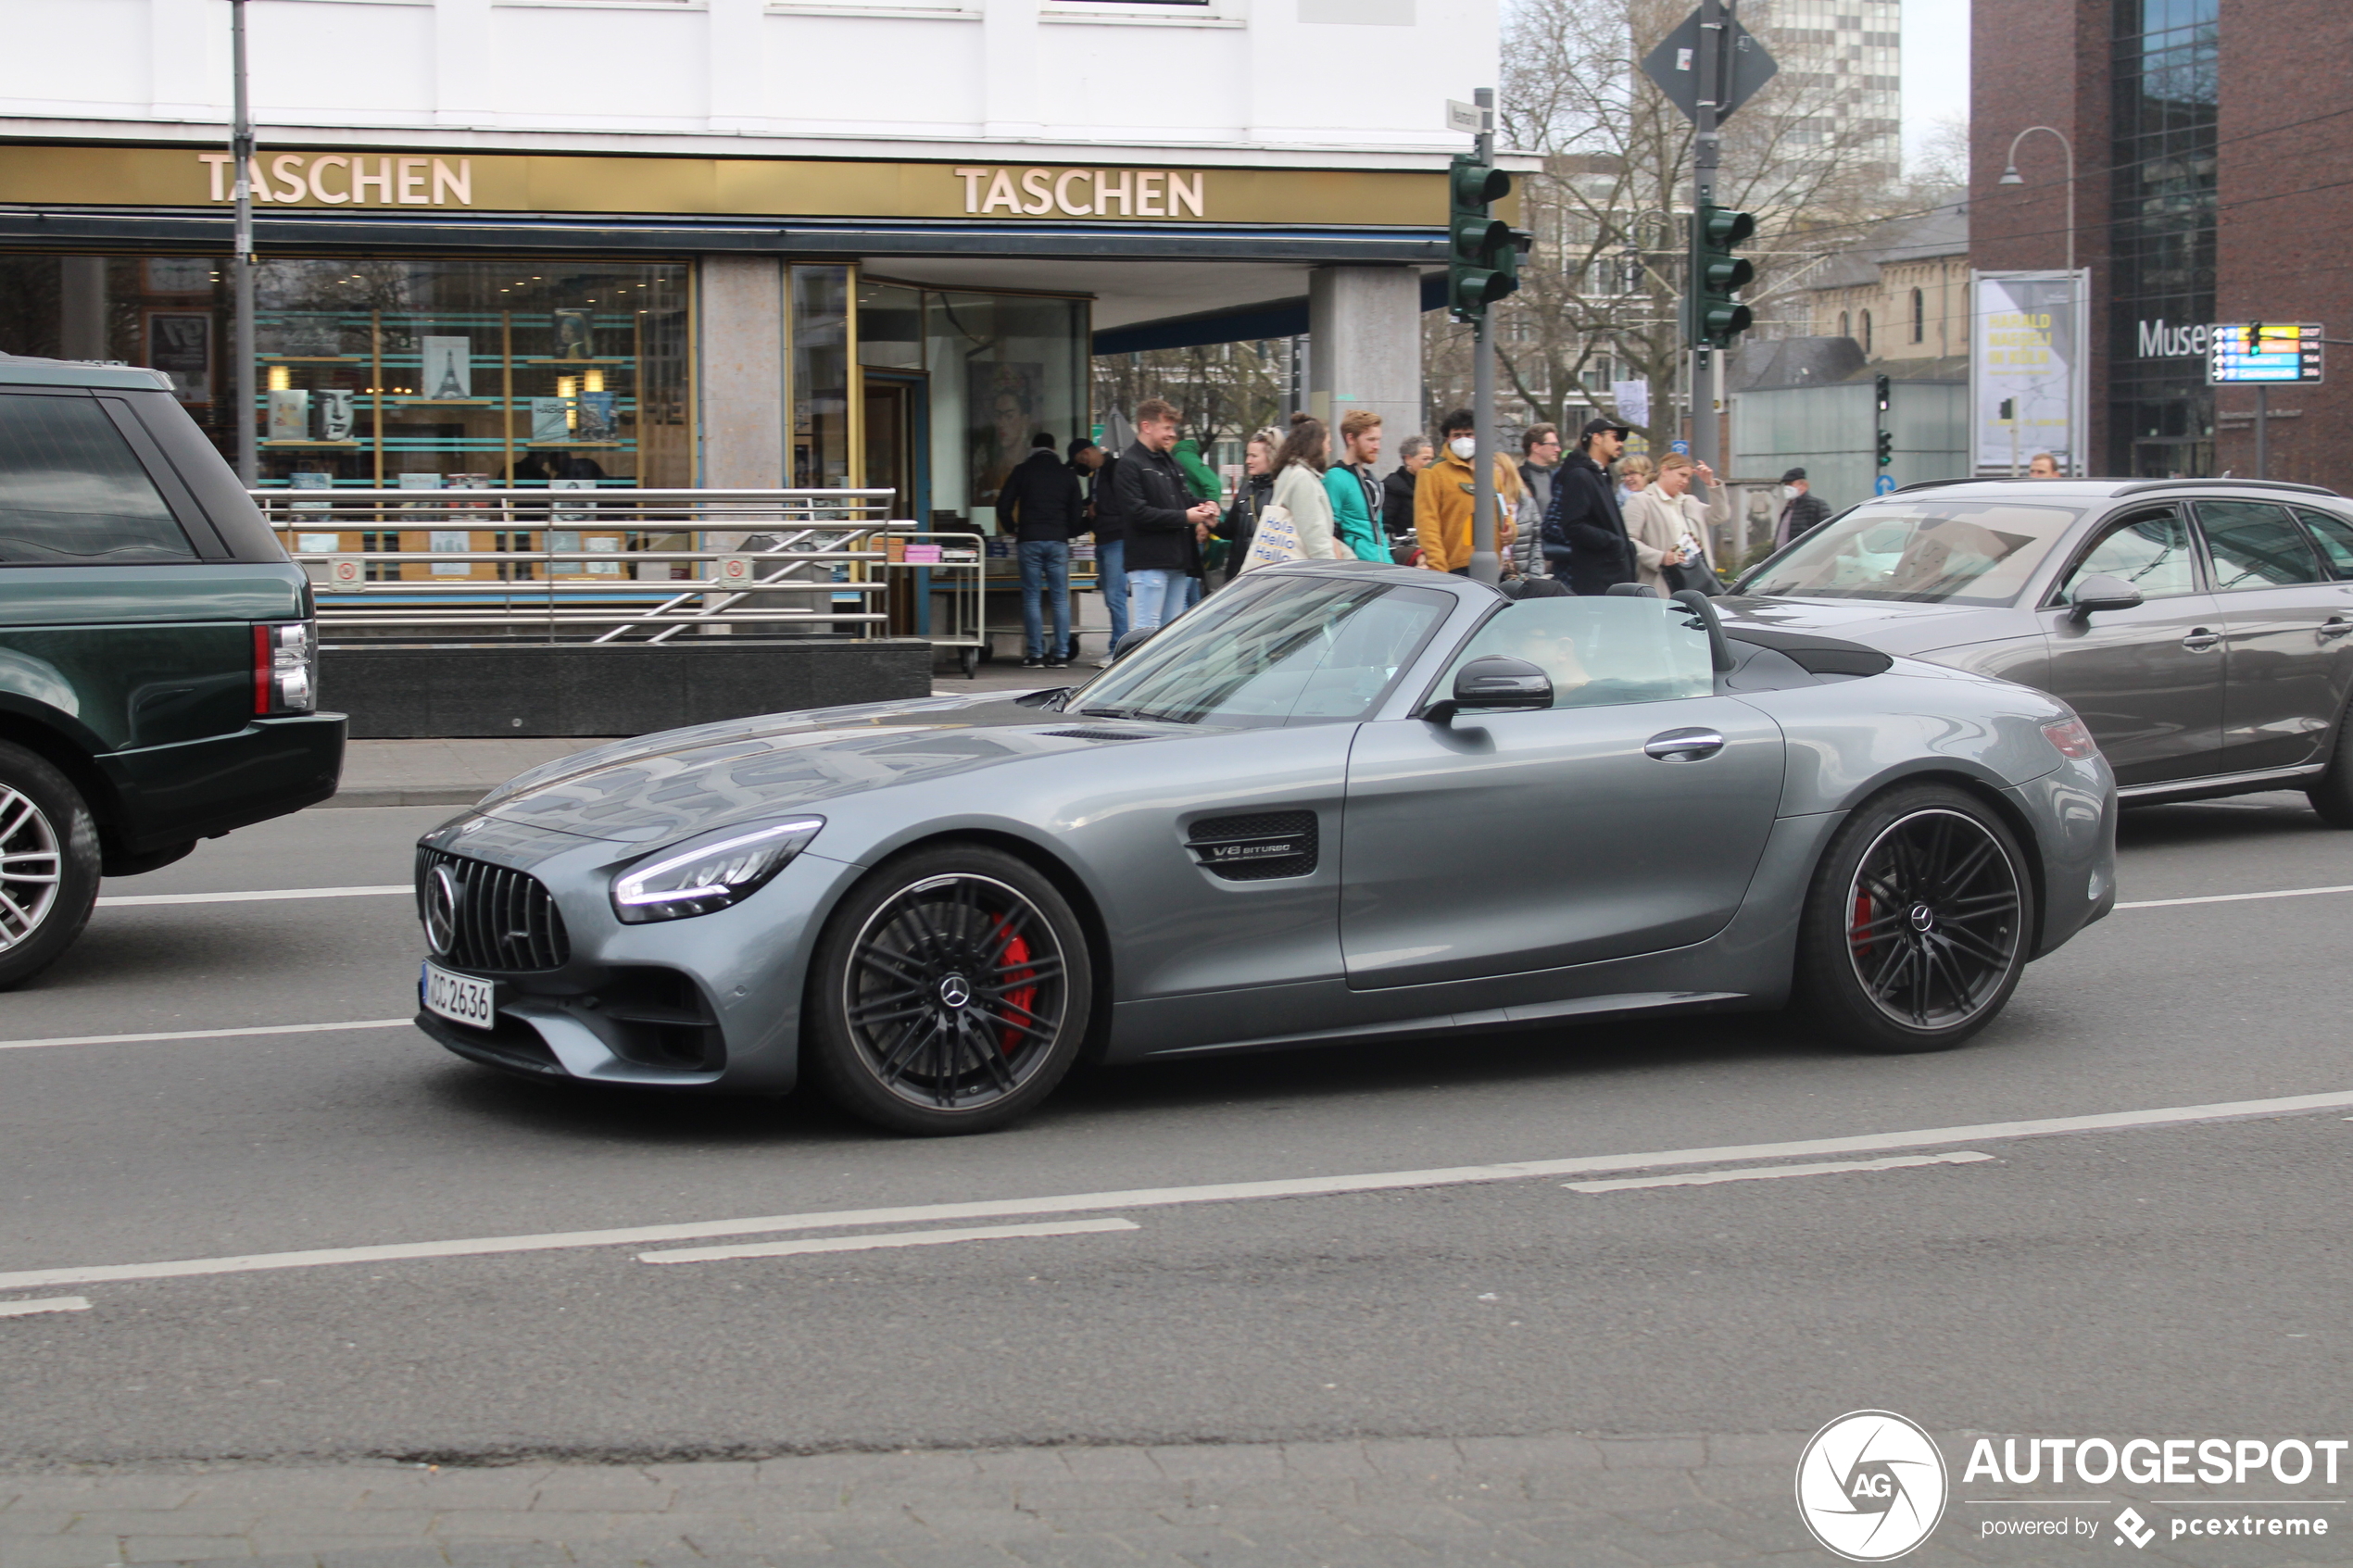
[697,255,786,488]
[1305,266,1423,446]
[58,257,108,361]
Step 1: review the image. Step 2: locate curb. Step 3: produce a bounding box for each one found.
[319,786,486,809]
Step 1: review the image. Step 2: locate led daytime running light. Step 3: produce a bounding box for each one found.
[611,818,823,920]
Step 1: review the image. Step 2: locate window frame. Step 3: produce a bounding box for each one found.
[2189,496,2328,593]
[2293,507,2353,581]
[2042,505,2201,607]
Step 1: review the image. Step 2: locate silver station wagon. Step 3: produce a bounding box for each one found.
[1730,478,2353,821]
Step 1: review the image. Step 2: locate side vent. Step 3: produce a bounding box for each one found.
[1186,810,1318,882]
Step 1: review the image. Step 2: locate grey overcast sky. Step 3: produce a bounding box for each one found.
[1900,0,1970,171]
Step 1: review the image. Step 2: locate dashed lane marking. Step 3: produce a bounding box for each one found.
[2119,883,2353,910]
[0,1297,91,1318]
[1565,1150,1994,1193]
[638,1217,1140,1264]
[0,1088,2349,1293]
[96,884,410,908]
[0,1020,414,1051]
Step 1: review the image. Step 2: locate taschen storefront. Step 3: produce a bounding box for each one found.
[0,143,1445,531]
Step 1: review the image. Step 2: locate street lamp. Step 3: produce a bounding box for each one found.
[1998,126,2079,476]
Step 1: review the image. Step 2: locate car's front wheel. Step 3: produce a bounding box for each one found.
[0,741,102,990]
[803,844,1093,1135]
[2306,707,2353,827]
[1793,784,2033,1053]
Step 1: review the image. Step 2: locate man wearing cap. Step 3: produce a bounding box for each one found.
[1541,418,1638,595]
[1775,468,1831,546]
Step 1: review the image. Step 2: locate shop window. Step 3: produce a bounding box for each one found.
[924,292,1088,533]
[792,265,852,489]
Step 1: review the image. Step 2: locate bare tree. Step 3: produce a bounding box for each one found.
[1093,340,1290,459]
[1466,0,1916,449]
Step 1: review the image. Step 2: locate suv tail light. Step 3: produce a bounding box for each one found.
[253,621,317,715]
[2041,715,2099,761]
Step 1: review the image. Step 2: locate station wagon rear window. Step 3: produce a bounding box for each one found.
[1740,500,2085,607]
[0,393,195,564]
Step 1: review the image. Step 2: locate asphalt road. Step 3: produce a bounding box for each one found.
[3,791,2350,1542]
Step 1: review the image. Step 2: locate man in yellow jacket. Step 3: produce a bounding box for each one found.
[1414,407,1527,574]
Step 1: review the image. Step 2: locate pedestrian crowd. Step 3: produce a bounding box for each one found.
[997,396,1826,667]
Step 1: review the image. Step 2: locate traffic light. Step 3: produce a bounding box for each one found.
[1876,429,1894,467]
[1875,375,1894,467]
[1448,155,1519,322]
[1689,203,1756,348]
[1874,374,1892,414]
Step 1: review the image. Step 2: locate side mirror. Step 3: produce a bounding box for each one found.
[1423,655,1553,725]
[1109,626,1158,660]
[2067,572,2145,625]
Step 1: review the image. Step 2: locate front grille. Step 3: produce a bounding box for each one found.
[416,847,571,972]
[1186,810,1319,882]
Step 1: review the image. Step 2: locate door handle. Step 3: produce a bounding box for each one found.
[2320,618,2353,640]
[2181,628,2222,653]
[1644,728,1726,761]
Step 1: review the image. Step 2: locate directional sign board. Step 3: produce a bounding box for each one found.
[1875,474,1898,495]
[1445,99,1485,136]
[1640,9,1779,124]
[2208,322,2323,385]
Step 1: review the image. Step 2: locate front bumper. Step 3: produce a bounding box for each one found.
[410,834,865,1094]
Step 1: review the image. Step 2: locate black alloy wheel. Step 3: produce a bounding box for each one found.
[1794,785,2032,1053]
[2307,702,2353,828]
[0,741,101,990]
[805,845,1091,1135]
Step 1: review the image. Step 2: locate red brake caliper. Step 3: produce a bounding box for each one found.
[1850,893,1874,958]
[992,918,1037,1055]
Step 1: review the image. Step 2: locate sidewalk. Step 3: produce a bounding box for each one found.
[326,663,1072,809]
[0,1431,1823,1568]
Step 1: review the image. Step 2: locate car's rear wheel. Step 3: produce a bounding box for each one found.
[1793,784,2032,1053]
[0,742,101,990]
[2306,708,2353,827]
[804,845,1092,1135]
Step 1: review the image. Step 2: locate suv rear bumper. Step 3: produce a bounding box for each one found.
[95,712,347,851]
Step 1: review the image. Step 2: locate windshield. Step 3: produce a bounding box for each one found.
[1076,574,1453,726]
[1439,596,1717,709]
[1738,499,2086,607]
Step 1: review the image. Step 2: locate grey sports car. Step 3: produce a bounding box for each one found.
[1731,477,2353,820]
[412,563,2116,1135]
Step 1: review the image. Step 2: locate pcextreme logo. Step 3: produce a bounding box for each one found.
[1794,1411,1949,1562]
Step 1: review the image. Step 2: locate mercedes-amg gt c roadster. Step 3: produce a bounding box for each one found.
[413,562,2116,1134]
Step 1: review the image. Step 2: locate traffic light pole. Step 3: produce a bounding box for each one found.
[1688,0,1724,488]
[1468,88,1501,586]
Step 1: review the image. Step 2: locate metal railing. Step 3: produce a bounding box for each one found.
[251,488,981,645]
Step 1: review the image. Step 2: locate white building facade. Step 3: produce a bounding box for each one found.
[0,0,1493,516]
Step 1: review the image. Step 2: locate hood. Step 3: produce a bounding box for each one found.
[470,689,1180,846]
[1716,596,2033,659]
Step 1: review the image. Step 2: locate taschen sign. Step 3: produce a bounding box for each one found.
[0,144,1448,228]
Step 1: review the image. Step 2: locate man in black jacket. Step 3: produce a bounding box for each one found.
[1110,397,1217,632]
[1541,418,1637,594]
[997,433,1084,667]
[1774,467,1833,546]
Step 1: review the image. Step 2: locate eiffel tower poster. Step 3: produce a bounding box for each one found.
[421,336,472,400]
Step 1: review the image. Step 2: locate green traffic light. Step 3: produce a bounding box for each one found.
[1448,154,1519,321]
[1690,200,1757,350]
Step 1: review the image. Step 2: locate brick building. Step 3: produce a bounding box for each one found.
[1972,0,2353,488]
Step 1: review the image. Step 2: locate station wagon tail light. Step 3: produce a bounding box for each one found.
[2041,716,2099,761]
[252,621,317,716]
[611,818,824,922]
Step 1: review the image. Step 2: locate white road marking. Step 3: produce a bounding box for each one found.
[2119,883,2353,910]
[639,1217,1139,1264]
[0,1297,91,1318]
[0,1020,413,1052]
[0,1087,2348,1294]
[1565,1150,1993,1193]
[96,884,409,909]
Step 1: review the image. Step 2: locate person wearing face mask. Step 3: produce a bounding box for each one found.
[1774,467,1832,546]
[1541,418,1637,594]
[1413,408,1525,574]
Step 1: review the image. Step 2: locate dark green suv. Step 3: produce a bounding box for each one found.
[0,355,345,986]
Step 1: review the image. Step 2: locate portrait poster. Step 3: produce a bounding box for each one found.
[145,312,212,405]
[550,309,594,361]
[969,359,1043,509]
[420,336,472,400]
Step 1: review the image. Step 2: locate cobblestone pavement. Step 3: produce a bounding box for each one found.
[6,1435,2346,1568]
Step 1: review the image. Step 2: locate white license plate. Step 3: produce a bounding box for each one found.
[422,961,496,1029]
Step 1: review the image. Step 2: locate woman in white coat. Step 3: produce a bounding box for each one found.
[1625,452,1732,592]
[1258,415,1348,567]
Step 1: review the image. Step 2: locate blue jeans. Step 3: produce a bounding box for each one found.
[1017,539,1070,659]
[1128,568,1186,632]
[1181,574,1203,610]
[1095,537,1127,649]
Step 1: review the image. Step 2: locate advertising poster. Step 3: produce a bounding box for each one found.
[970,359,1042,508]
[1969,270,2088,475]
[420,336,472,399]
[145,311,212,404]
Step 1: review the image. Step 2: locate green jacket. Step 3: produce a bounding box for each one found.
[1171,439,1223,503]
[1325,464,1389,562]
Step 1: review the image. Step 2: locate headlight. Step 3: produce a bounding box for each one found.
[610,817,824,922]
